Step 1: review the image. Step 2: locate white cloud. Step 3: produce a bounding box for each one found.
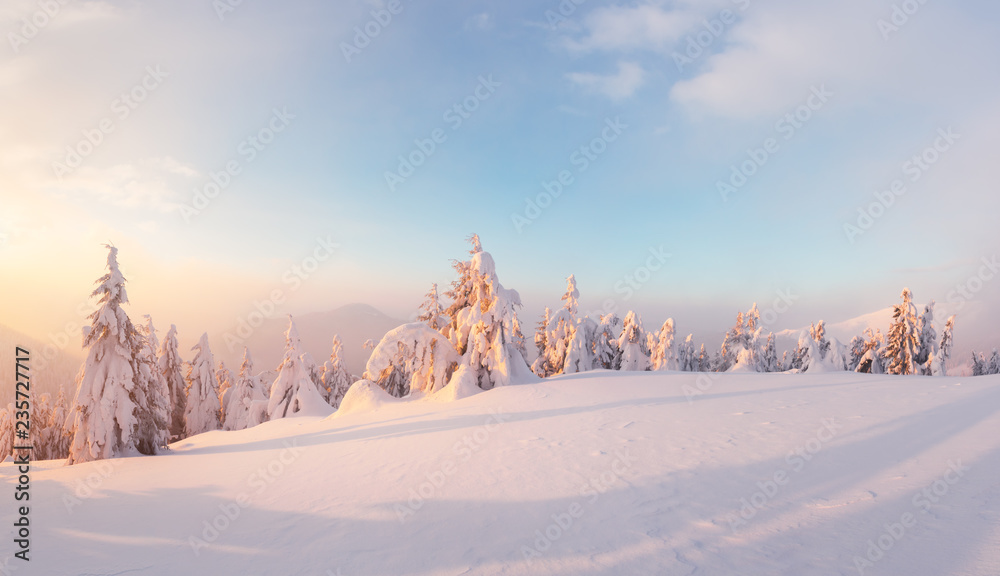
[563,2,702,53]
[465,12,492,31]
[567,61,646,101]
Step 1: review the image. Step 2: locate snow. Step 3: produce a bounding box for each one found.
[333,379,398,416]
[6,371,1000,575]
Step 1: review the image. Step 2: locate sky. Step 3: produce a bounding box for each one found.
[1,0,999,365]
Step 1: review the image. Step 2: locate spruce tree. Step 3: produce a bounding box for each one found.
[184,333,220,435]
[67,245,141,464]
[158,324,187,441]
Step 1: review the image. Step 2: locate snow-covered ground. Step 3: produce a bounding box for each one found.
[5,371,1000,576]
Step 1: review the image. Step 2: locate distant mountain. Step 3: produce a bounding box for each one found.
[240,303,406,376]
[0,323,82,406]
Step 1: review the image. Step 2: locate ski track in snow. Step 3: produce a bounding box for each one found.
[3,371,1000,576]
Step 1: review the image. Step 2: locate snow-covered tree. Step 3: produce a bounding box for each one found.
[532,307,553,377]
[618,311,650,371]
[914,302,938,375]
[268,317,331,418]
[216,360,235,423]
[988,350,1000,375]
[364,323,461,397]
[443,234,532,389]
[855,329,886,374]
[677,334,696,372]
[132,316,170,455]
[0,406,13,461]
[932,315,956,376]
[593,313,622,370]
[883,289,921,375]
[563,318,598,374]
[650,319,677,371]
[67,245,141,465]
[184,333,220,436]
[44,386,72,459]
[321,335,354,408]
[158,324,187,441]
[223,348,268,431]
[848,335,867,372]
[417,283,447,331]
[761,333,780,372]
[538,275,582,376]
[698,344,710,372]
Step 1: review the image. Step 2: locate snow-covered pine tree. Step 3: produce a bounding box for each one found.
[321,335,354,407]
[268,317,331,418]
[618,311,650,371]
[988,349,1000,375]
[158,324,187,441]
[676,334,696,371]
[184,333,220,436]
[364,323,461,397]
[970,352,985,376]
[223,348,268,430]
[67,245,141,465]
[855,329,886,374]
[882,289,921,375]
[30,393,53,459]
[541,276,581,376]
[932,315,956,376]
[0,406,12,461]
[650,319,677,371]
[45,386,72,459]
[914,302,937,375]
[443,234,531,389]
[780,350,790,372]
[593,313,622,370]
[761,333,780,372]
[216,360,235,423]
[132,316,170,455]
[532,307,553,377]
[417,283,447,331]
[848,335,867,372]
[698,344,710,372]
[563,318,598,374]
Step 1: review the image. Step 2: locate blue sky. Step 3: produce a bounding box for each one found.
[1,0,999,361]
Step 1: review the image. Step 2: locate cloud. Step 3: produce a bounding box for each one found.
[465,12,492,31]
[563,2,703,53]
[567,61,646,101]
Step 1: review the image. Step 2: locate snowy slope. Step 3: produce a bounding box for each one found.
[4,372,1000,576]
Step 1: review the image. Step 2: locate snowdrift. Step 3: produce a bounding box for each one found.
[5,371,1000,576]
